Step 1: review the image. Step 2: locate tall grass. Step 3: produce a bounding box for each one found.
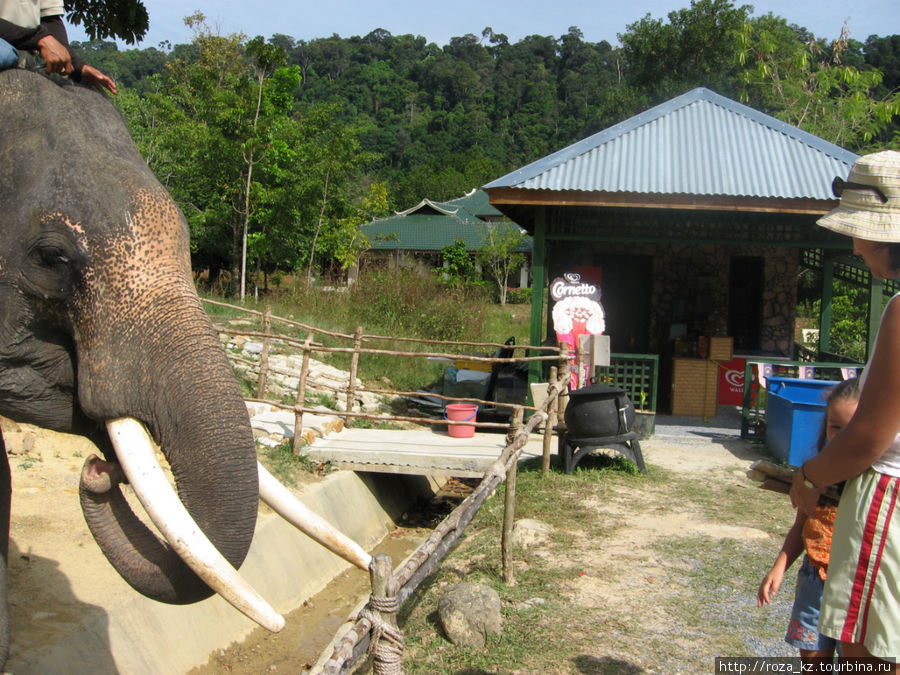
[201,267,532,393]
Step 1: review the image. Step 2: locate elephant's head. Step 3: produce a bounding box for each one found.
[0,69,282,653]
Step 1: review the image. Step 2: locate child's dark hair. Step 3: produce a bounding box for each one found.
[816,377,861,498]
[815,377,862,452]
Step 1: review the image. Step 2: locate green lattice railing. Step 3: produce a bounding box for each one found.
[593,353,659,413]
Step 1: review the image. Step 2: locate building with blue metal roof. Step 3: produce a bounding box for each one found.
[484,87,870,415]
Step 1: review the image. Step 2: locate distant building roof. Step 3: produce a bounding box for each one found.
[363,190,530,252]
[441,189,505,219]
[484,87,858,202]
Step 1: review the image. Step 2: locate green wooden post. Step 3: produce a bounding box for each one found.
[819,253,835,353]
[867,275,884,361]
[528,207,547,386]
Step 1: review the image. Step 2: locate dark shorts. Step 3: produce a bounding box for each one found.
[785,555,837,652]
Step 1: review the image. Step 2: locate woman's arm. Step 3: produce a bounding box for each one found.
[791,296,900,513]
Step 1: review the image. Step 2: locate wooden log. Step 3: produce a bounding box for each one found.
[502,408,524,586]
[542,366,558,476]
[345,326,363,428]
[367,553,403,675]
[292,333,313,457]
[746,460,841,505]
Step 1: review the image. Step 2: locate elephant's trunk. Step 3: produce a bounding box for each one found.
[78,378,258,605]
[76,265,260,607]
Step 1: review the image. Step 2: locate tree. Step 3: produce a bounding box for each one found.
[320,182,390,279]
[237,36,289,301]
[476,225,526,305]
[438,240,477,287]
[619,0,751,101]
[294,103,380,285]
[64,0,148,43]
[738,19,900,151]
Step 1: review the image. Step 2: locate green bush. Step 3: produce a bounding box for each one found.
[506,287,531,304]
[348,267,486,341]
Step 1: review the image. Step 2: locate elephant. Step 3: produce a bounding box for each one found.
[0,68,370,668]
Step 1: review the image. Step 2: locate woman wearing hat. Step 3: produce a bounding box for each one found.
[791,150,900,666]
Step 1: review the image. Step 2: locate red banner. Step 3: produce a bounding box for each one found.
[717,357,746,405]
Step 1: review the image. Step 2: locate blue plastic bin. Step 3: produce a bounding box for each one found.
[765,377,839,466]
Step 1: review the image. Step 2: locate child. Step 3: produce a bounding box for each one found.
[757,377,861,665]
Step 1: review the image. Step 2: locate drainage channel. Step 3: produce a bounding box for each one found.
[191,525,428,673]
[189,476,479,673]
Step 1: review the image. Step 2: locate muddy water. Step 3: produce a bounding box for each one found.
[189,527,429,673]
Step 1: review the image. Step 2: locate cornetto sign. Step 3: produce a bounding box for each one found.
[550,274,599,302]
[551,272,606,389]
[550,272,605,338]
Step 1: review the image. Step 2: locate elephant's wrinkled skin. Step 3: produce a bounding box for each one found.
[0,70,259,665]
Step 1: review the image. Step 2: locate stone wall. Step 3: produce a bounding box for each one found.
[220,327,388,413]
[552,240,798,356]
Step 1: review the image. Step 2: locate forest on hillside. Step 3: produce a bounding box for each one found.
[67,1,900,292]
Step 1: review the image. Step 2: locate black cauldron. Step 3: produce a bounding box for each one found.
[564,383,635,438]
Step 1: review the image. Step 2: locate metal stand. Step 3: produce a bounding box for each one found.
[559,430,647,474]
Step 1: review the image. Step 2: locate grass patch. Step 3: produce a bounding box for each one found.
[395,447,799,673]
[257,440,332,486]
[203,268,534,395]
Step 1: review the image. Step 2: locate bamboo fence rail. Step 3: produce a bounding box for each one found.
[203,299,567,455]
[201,298,574,672]
[315,373,570,674]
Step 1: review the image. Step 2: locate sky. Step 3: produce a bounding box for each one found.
[67,0,898,50]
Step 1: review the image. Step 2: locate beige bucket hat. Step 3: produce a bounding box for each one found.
[818,150,900,242]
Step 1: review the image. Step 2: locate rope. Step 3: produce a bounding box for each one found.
[360,595,405,675]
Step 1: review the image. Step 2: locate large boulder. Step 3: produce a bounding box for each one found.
[437,582,502,648]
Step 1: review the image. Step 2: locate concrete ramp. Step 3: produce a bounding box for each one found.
[306,428,547,477]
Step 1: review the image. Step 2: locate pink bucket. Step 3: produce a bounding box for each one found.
[444,403,478,438]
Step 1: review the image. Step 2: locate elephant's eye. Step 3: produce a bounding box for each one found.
[38,246,71,267]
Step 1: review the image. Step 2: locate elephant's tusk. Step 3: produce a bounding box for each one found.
[105,418,285,633]
[257,462,371,571]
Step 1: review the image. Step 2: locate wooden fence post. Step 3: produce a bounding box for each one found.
[502,407,524,586]
[542,365,558,477]
[366,553,404,674]
[256,304,272,400]
[557,343,569,461]
[292,332,314,457]
[346,326,363,428]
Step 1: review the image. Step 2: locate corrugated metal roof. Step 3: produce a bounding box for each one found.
[363,192,530,252]
[483,88,858,200]
[441,189,505,218]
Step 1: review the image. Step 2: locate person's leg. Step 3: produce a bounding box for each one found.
[799,648,835,673]
[841,642,899,672]
[0,39,18,70]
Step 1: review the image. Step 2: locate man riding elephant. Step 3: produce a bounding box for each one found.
[0,0,116,93]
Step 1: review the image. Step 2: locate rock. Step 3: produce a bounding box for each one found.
[511,518,552,548]
[243,341,264,354]
[512,597,546,611]
[437,582,501,648]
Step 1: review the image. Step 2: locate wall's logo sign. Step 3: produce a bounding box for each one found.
[725,369,744,389]
[550,272,599,301]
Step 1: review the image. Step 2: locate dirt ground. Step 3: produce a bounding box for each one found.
[1,415,790,672]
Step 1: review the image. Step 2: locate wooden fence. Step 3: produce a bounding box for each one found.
[315,378,570,674]
[201,298,575,672]
[203,299,572,461]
